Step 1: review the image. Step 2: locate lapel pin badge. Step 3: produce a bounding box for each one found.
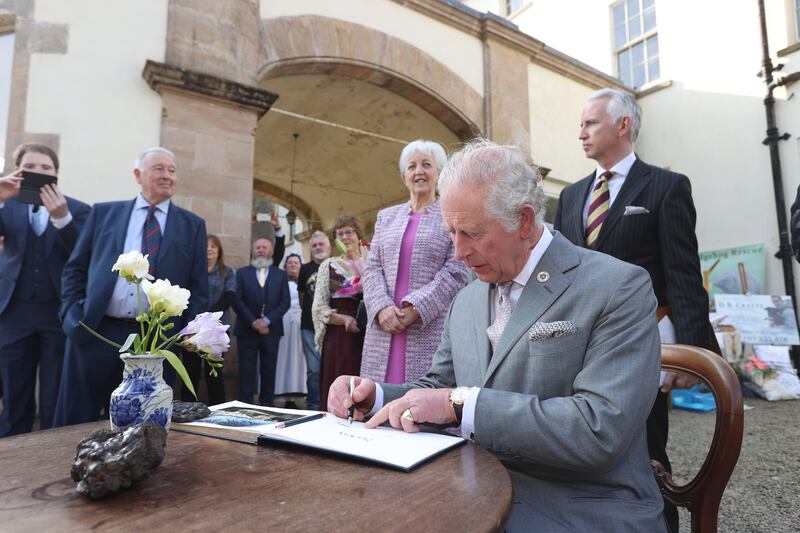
[536,271,550,283]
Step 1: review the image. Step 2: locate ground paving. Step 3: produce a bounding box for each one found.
[670,397,799,532]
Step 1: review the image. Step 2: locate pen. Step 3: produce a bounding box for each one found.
[348,376,355,426]
[274,412,324,429]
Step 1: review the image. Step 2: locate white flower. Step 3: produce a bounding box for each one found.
[111,251,153,282]
[141,279,191,317]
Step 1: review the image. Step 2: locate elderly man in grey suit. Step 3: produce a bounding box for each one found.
[328,139,667,532]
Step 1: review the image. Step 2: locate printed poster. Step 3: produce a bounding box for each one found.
[714,294,799,345]
[700,244,766,306]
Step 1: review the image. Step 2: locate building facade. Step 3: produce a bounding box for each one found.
[1,0,623,265]
[467,0,800,298]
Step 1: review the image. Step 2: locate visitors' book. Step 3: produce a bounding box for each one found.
[172,401,466,472]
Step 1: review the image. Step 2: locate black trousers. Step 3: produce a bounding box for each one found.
[182,352,226,405]
[237,335,278,407]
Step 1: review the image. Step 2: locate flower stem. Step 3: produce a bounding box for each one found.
[79,321,123,349]
[136,283,145,342]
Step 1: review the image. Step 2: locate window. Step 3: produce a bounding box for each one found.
[505,0,525,16]
[612,0,660,89]
[795,0,800,40]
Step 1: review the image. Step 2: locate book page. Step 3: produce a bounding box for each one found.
[260,414,464,471]
[174,401,320,439]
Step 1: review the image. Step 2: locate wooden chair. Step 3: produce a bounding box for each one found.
[652,344,744,533]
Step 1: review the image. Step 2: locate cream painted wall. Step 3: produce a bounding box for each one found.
[528,62,594,197]
[26,0,167,203]
[634,0,800,296]
[260,0,485,96]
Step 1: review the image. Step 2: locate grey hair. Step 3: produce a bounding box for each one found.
[134,147,176,170]
[587,88,641,142]
[309,230,330,245]
[438,139,546,232]
[398,139,447,176]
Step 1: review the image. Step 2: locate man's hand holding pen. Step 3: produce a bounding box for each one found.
[328,375,376,422]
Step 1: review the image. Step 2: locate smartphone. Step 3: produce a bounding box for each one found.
[18,170,58,206]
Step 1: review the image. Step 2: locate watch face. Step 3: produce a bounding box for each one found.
[451,387,468,404]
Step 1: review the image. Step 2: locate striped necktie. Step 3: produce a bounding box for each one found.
[585,170,613,249]
[141,205,162,276]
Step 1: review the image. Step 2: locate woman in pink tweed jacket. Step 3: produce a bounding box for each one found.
[361,140,469,383]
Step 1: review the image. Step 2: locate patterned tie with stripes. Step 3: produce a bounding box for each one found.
[585,170,613,249]
[141,205,162,276]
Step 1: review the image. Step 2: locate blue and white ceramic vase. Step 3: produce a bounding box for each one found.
[109,354,173,432]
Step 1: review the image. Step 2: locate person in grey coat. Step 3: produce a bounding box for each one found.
[327,139,667,532]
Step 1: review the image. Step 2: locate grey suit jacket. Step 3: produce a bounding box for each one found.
[382,232,667,532]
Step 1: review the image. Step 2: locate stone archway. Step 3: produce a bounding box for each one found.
[254,15,484,236]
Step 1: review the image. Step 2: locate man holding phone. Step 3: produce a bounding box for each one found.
[0,143,90,436]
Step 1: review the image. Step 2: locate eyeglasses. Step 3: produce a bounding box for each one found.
[335,229,357,238]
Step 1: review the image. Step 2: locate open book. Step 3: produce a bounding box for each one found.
[172,401,465,472]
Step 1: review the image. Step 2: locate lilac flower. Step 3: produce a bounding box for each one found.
[180,312,230,357]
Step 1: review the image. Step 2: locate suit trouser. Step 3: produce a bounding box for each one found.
[300,329,320,410]
[237,334,278,407]
[53,317,177,427]
[0,299,64,436]
[648,391,678,533]
[181,350,226,405]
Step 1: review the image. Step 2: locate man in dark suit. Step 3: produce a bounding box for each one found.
[554,88,710,533]
[0,143,90,436]
[234,238,290,406]
[54,147,208,427]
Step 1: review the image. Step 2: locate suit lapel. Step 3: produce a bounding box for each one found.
[114,200,137,254]
[482,235,578,385]
[15,201,30,254]
[471,282,492,376]
[594,158,653,250]
[570,173,595,243]
[160,203,179,260]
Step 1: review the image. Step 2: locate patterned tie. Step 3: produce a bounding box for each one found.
[29,206,48,236]
[141,206,162,276]
[487,281,515,354]
[585,170,613,249]
[257,268,267,288]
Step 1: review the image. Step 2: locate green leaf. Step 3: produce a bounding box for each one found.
[335,238,347,255]
[162,323,174,331]
[118,333,138,354]
[161,349,196,400]
[79,321,123,349]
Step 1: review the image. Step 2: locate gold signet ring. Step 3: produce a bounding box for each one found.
[401,408,416,423]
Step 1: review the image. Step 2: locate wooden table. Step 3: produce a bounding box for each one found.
[0,422,512,532]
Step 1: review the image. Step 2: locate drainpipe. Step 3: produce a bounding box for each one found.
[757,0,800,367]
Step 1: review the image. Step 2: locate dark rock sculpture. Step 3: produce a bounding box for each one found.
[71,423,167,499]
[171,400,211,422]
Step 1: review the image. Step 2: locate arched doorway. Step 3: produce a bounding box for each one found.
[253,16,482,246]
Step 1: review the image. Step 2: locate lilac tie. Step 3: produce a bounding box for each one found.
[487,281,515,354]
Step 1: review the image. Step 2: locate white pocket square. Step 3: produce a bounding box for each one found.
[623,205,650,216]
[528,321,577,341]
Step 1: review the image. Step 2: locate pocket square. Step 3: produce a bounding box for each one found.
[528,321,577,341]
[623,205,650,216]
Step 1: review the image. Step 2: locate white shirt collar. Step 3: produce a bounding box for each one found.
[595,152,637,179]
[512,225,553,288]
[135,194,171,213]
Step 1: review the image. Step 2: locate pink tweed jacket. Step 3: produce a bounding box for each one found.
[361,201,469,382]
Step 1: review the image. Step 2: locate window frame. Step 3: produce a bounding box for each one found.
[611,0,661,90]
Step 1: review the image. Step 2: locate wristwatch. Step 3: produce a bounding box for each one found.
[449,387,469,424]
